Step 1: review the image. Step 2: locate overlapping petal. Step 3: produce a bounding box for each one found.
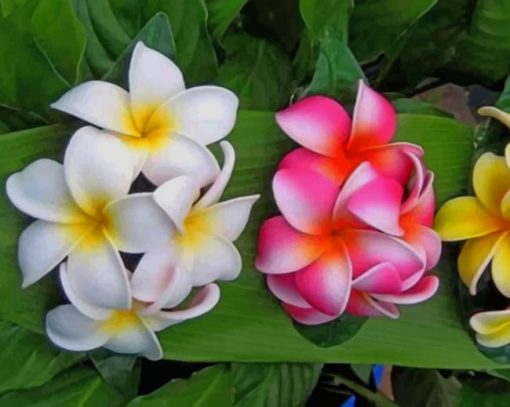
[470,308,510,348]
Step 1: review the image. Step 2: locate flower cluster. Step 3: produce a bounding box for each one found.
[7,43,258,360]
[436,105,510,348]
[255,82,440,325]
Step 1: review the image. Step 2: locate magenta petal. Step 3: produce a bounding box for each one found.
[294,246,352,316]
[255,216,327,274]
[348,81,397,151]
[372,275,439,305]
[347,178,404,236]
[266,274,310,308]
[347,290,400,318]
[273,168,338,234]
[352,262,402,295]
[275,96,351,157]
[403,172,436,226]
[401,151,426,212]
[405,225,442,272]
[282,303,338,325]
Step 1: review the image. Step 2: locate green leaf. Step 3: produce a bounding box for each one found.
[128,365,233,406]
[457,376,510,407]
[215,33,293,109]
[0,0,26,17]
[350,364,372,384]
[392,368,461,407]
[299,0,352,43]
[393,98,452,117]
[232,363,322,407]
[31,0,87,85]
[0,366,123,406]
[496,75,510,111]
[0,320,82,394]
[206,0,247,41]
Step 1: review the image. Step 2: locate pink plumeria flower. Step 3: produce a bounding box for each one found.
[46,264,219,360]
[6,127,173,309]
[130,142,259,309]
[52,42,238,187]
[276,81,422,186]
[256,163,439,325]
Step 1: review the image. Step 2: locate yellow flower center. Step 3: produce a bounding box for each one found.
[175,209,215,249]
[100,309,140,334]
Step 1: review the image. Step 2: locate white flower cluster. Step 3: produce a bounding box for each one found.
[6,43,259,360]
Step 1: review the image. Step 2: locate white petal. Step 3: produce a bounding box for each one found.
[129,42,185,128]
[195,141,235,209]
[19,220,90,288]
[59,263,111,320]
[142,133,220,187]
[51,81,137,136]
[6,159,86,223]
[66,233,131,309]
[151,86,238,145]
[104,321,162,361]
[104,193,175,253]
[144,284,220,332]
[188,234,242,286]
[46,305,110,352]
[206,196,259,241]
[153,176,200,231]
[64,127,137,217]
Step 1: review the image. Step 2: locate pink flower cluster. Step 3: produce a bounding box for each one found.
[255,82,440,325]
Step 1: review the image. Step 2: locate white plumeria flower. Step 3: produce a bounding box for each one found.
[51,41,238,187]
[130,141,259,309]
[46,264,220,360]
[6,126,173,309]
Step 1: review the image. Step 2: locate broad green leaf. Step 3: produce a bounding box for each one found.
[0,366,123,406]
[349,0,437,64]
[350,364,372,384]
[128,365,233,406]
[31,0,87,85]
[0,320,82,394]
[299,0,352,43]
[215,33,293,109]
[207,0,247,41]
[0,0,26,17]
[496,75,510,111]
[457,376,510,407]
[393,98,452,117]
[232,363,322,407]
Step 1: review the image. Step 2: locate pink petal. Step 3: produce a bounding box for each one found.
[273,168,338,234]
[401,151,426,212]
[372,275,439,305]
[348,81,397,152]
[255,216,329,274]
[352,262,402,295]
[275,96,351,157]
[401,172,435,227]
[266,274,310,308]
[282,303,338,325]
[342,230,424,282]
[346,290,400,318]
[294,246,352,316]
[347,178,404,236]
[404,225,442,272]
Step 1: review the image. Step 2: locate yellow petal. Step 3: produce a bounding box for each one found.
[458,232,506,295]
[470,309,510,348]
[473,152,510,216]
[478,106,510,129]
[434,196,504,241]
[492,234,510,297]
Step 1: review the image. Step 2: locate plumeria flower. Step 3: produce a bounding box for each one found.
[6,126,172,309]
[130,142,259,308]
[256,163,438,325]
[46,264,220,360]
[470,307,510,348]
[51,42,238,187]
[276,81,422,186]
[435,151,510,297]
[478,105,510,129]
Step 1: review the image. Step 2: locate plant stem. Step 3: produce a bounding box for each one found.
[327,375,398,407]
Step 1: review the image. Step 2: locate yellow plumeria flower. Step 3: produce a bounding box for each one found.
[435,150,510,297]
[470,307,510,348]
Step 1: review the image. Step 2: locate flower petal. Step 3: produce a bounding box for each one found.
[105,193,175,253]
[266,274,310,308]
[142,133,220,187]
[104,322,162,361]
[346,290,400,318]
[273,168,338,234]
[348,81,397,151]
[66,233,131,309]
[347,178,404,236]
[151,86,238,145]
[400,150,426,212]
[404,225,442,271]
[129,42,184,128]
[492,234,510,297]
[6,159,86,223]
[470,308,510,348]
[401,172,435,226]
[275,96,350,156]
[478,106,510,129]
[46,305,109,352]
[282,303,338,325]
[352,262,402,295]
[153,177,200,232]
[255,216,328,274]
[64,127,136,217]
[473,152,510,216]
[372,275,439,305]
[51,81,137,136]
[18,220,90,288]
[434,197,504,241]
[205,195,259,241]
[294,245,352,316]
